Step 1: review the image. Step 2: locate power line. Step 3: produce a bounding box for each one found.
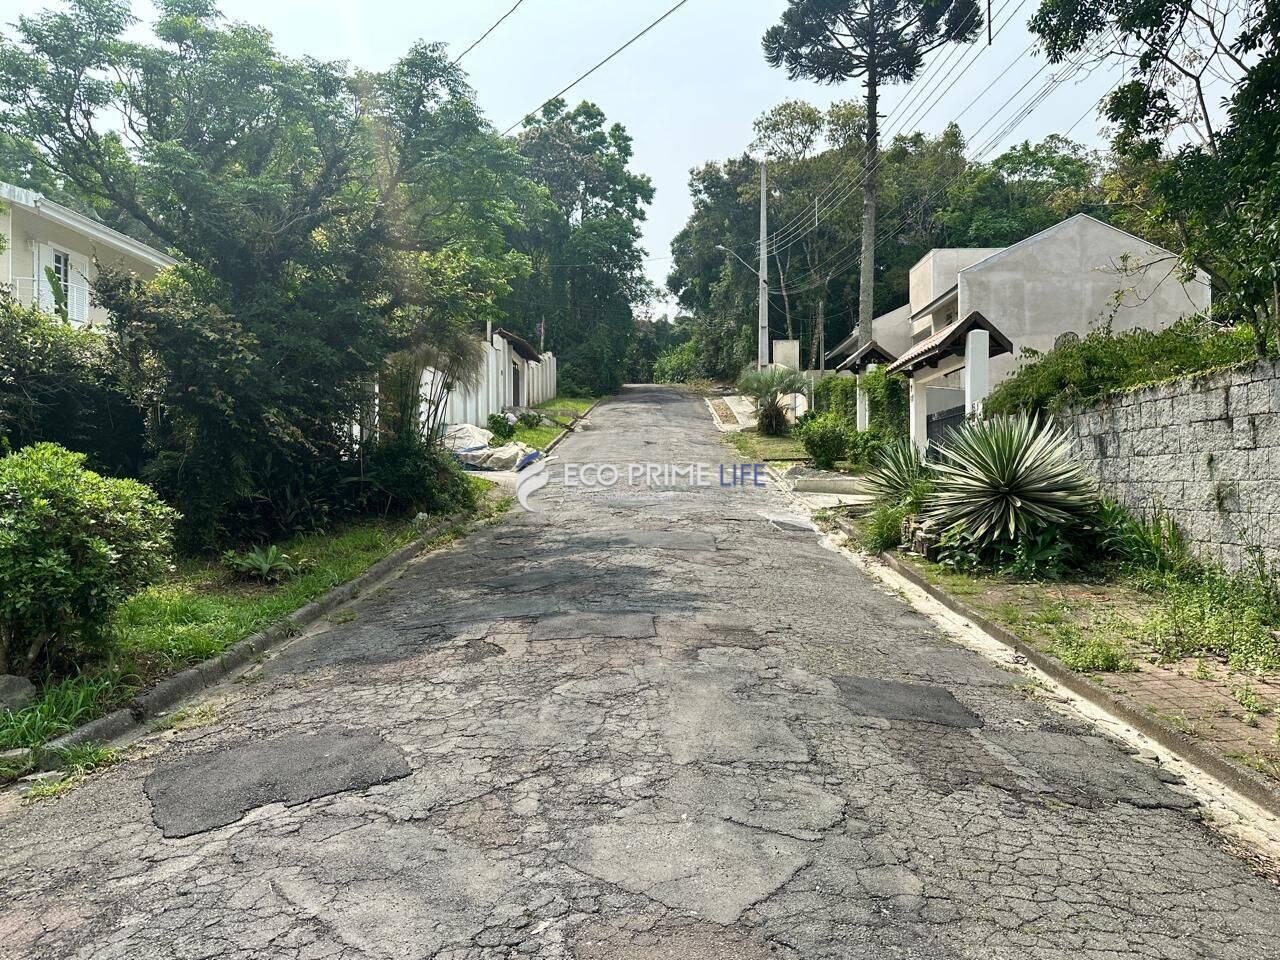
[501,0,694,136]
[762,0,1030,257]
[771,45,1103,296]
[453,0,527,65]
[758,0,1022,253]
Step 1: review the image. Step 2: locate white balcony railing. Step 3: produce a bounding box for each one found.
[11,277,90,325]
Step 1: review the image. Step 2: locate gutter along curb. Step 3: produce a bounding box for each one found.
[829,516,1280,821]
[38,510,475,761]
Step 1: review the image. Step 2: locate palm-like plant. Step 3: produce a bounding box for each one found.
[857,438,932,509]
[923,414,1097,544]
[737,366,809,436]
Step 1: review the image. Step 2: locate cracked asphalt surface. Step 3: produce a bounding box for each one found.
[2,384,1279,959]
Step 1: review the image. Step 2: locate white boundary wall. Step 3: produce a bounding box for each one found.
[431,332,557,428]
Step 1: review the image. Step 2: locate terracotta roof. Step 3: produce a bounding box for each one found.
[886,311,1013,376]
[493,327,542,362]
[835,340,898,373]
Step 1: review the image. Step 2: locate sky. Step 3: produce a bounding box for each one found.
[2,0,1131,303]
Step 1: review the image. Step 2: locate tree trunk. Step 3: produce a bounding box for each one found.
[858,69,880,352]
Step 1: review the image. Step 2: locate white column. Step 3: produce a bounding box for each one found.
[856,362,875,431]
[963,329,990,417]
[909,375,929,452]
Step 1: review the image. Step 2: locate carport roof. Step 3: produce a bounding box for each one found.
[834,340,898,373]
[886,311,1013,376]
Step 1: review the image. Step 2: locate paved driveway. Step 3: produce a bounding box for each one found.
[2,385,1278,959]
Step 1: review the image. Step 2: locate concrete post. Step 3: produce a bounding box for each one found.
[856,362,875,432]
[909,376,929,452]
[964,329,990,417]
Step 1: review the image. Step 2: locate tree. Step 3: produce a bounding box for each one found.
[1029,0,1280,355]
[763,0,984,351]
[502,99,655,395]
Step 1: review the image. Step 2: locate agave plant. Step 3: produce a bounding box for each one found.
[736,367,809,436]
[923,414,1097,545]
[856,438,932,509]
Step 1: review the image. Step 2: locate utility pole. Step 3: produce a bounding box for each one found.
[758,162,769,369]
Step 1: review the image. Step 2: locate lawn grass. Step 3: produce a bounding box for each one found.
[535,395,598,417]
[512,423,563,450]
[725,429,809,462]
[0,480,500,755]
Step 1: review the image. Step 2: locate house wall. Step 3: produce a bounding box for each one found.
[958,215,1211,386]
[909,248,1003,310]
[3,205,167,328]
[1066,360,1280,572]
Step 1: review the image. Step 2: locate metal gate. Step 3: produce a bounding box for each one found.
[926,405,966,451]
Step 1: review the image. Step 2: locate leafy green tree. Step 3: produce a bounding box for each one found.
[763,0,984,350]
[1030,0,1279,355]
[503,99,655,395]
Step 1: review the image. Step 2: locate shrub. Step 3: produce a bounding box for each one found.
[985,317,1253,418]
[653,340,706,384]
[487,413,516,444]
[923,415,1096,546]
[361,435,477,518]
[221,545,305,583]
[861,367,909,439]
[845,427,887,466]
[0,443,177,676]
[517,411,541,429]
[857,439,932,508]
[737,367,809,436]
[798,413,849,470]
[864,503,908,553]
[0,290,145,476]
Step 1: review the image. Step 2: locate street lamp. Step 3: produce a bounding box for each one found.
[715,244,759,277]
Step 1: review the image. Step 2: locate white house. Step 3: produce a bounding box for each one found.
[0,181,175,327]
[833,214,1211,449]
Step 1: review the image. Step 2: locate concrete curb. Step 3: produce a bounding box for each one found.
[542,398,603,455]
[832,519,1280,820]
[37,510,474,761]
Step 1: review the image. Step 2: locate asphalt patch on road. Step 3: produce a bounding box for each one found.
[836,676,983,729]
[144,726,411,838]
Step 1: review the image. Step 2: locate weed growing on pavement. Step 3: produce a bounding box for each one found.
[21,744,120,805]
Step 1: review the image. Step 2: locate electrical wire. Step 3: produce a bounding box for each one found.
[453,0,527,65]
[501,0,694,136]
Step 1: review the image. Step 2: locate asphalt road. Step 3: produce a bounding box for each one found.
[2,384,1278,959]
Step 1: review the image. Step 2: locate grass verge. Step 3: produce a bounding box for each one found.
[725,429,808,462]
[0,481,503,756]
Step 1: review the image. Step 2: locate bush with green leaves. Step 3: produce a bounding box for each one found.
[0,290,144,476]
[797,412,849,469]
[845,427,887,466]
[487,414,516,444]
[220,545,305,583]
[361,435,478,518]
[0,443,177,677]
[517,411,542,429]
[812,375,860,420]
[923,415,1096,546]
[864,503,908,553]
[985,318,1253,418]
[736,367,809,436]
[653,340,706,384]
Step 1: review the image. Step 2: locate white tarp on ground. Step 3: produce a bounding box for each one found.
[456,442,538,471]
[443,423,494,452]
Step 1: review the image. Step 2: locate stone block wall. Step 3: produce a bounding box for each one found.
[1065,360,1280,572]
